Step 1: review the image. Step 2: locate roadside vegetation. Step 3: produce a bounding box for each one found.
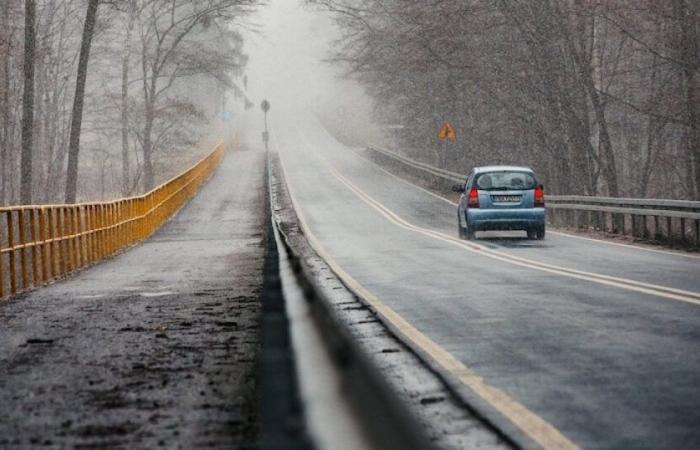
[1,0,260,205]
[312,1,700,200]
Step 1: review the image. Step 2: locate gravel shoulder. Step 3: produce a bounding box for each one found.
[0,145,266,449]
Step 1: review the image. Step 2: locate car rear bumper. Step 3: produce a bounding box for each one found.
[467,208,545,231]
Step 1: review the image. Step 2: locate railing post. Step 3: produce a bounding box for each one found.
[100,204,107,258]
[7,211,16,295]
[39,208,48,282]
[80,206,87,266]
[72,207,80,269]
[108,204,114,255]
[87,205,95,263]
[17,209,28,290]
[48,208,58,279]
[67,207,75,273]
[105,203,111,256]
[29,208,39,287]
[57,208,64,275]
[0,215,4,298]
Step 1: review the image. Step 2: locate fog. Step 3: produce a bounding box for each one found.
[244,0,377,146]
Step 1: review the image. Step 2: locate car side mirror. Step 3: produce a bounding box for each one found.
[452,184,465,193]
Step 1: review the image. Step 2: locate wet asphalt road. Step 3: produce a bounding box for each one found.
[273,111,700,450]
[0,146,266,448]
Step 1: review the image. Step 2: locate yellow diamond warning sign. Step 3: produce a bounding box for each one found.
[438,122,456,141]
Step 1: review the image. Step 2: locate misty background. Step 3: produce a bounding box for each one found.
[2,0,699,205]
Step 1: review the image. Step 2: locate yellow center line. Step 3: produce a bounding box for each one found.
[327,163,700,305]
[274,130,580,450]
[347,146,700,261]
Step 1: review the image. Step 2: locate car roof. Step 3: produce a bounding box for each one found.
[473,165,534,174]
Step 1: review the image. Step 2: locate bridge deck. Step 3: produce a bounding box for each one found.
[0,145,266,448]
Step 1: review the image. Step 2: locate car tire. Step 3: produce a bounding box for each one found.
[458,216,474,240]
[536,225,546,240]
[465,225,475,240]
[527,228,537,239]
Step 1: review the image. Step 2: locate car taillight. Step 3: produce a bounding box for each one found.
[534,185,545,207]
[468,187,479,208]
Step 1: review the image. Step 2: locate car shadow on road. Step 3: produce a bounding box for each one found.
[473,232,548,250]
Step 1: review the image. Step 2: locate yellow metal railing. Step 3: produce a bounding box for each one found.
[0,142,225,299]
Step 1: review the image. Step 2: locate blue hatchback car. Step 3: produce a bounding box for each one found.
[453,166,545,240]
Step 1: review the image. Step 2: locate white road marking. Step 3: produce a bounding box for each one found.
[274,130,580,450]
[327,162,700,306]
[347,147,700,260]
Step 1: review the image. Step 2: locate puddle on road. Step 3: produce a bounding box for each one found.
[140,292,175,298]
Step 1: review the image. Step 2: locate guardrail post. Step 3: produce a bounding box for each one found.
[695,219,699,247]
[653,215,660,240]
[680,218,686,244]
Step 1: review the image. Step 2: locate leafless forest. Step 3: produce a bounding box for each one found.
[313,1,700,200]
[0,0,259,206]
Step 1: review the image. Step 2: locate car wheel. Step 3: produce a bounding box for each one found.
[527,228,537,239]
[536,225,546,240]
[465,224,475,240]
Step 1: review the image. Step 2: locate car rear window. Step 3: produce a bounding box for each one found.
[475,171,536,191]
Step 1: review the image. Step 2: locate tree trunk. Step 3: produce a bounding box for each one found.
[65,0,99,203]
[20,0,36,205]
[1,4,10,206]
[677,0,700,199]
[120,3,135,195]
[142,101,155,191]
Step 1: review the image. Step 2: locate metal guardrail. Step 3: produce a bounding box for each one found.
[0,142,225,299]
[269,150,436,450]
[366,144,700,246]
[367,144,464,183]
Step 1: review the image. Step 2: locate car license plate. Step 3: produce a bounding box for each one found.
[493,195,521,202]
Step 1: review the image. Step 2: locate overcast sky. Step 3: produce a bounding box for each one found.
[244,0,372,119]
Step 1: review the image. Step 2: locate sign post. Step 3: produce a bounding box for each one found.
[438,121,456,167]
[261,99,270,150]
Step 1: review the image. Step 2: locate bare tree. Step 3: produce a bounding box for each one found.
[20,0,36,204]
[313,0,700,199]
[65,0,100,203]
[136,0,255,190]
[1,0,258,205]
